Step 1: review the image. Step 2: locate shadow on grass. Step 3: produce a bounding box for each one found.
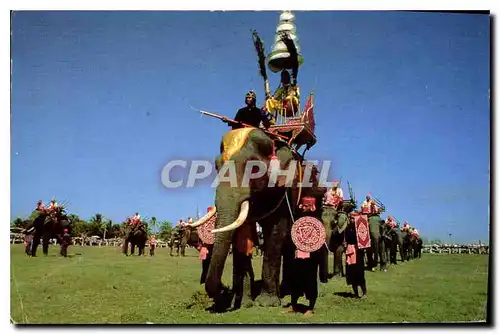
[334,291,358,299]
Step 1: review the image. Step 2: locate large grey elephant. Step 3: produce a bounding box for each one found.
[387,225,405,264]
[187,127,325,311]
[366,212,388,271]
[321,199,356,279]
[26,207,72,257]
[122,224,148,256]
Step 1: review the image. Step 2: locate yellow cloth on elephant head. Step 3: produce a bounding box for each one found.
[221,127,255,162]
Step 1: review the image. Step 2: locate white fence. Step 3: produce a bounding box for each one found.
[10,233,169,248]
[423,244,489,255]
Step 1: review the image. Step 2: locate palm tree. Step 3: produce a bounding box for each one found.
[68,214,80,223]
[102,220,112,240]
[89,213,105,239]
[150,217,158,234]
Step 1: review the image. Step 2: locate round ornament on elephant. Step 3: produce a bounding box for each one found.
[197,215,215,245]
[291,216,326,253]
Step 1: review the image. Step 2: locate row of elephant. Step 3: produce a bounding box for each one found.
[181,127,425,311]
[22,127,423,313]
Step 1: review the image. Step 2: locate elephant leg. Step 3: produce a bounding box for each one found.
[334,242,345,277]
[280,236,295,297]
[390,241,397,264]
[398,243,404,262]
[31,234,41,257]
[318,245,329,282]
[383,241,389,267]
[379,239,387,271]
[181,244,186,257]
[255,215,289,307]
[130,243,136,255]
[232,251,254,309]
[123,240,129,255]
[368,235,380,270]
[42,232,51,256]
[330,233,345,278]
[320,207,335,279]
[200,245,214,284]
[372,242,379,269]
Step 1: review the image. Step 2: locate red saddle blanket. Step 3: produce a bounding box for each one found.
[354,214,371,249]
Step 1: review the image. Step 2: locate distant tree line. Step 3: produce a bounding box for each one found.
[10,214,174,241]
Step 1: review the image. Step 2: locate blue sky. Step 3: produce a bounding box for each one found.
[10,11,490,243]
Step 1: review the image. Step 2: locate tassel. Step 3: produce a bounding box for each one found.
[268,145,280,176]
[199,247,208,260]
[296,249,310,259]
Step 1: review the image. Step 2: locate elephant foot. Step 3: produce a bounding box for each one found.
[233,298,254,310]
[209,288,233,313]
[303,310,314,318]
[255,293,281,307]
[242,300,254,309]
[281,306,296,314]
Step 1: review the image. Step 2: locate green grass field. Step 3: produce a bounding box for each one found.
[10,244,489,324]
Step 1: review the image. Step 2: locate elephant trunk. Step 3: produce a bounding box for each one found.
[205,208,238,299]
[205,186,250,299]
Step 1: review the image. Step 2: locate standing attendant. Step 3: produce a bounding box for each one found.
[345,215,367,298]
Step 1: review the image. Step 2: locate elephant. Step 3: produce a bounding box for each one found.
[321,199,356,280]
[26,207,72,257]
[379,220,395,269]
[366,212,388,271]
[122,225,148,256]
[401,230,414,261]
[188,127,325,310]
[413,236,423,259]
[388,226,405,265]
[169,225,199,256]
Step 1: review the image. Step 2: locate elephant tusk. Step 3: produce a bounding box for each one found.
[211,201,249,233]
[187,206,217,228]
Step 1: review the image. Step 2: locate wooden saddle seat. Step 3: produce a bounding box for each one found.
[267,93,316,151]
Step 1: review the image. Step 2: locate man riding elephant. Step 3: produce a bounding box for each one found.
[122,213,148,256]
[26,199,72,257]
[169,219,199,256]
[362,194,387,271]
[411,228,423,259]
[225,90,272,130]
[385,217,404,265]
[401,222,414,261]
[321,181,347,280]
[187,125,325,310]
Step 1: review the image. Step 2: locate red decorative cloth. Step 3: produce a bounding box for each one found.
[354,214,371,249]
[346,244,356,265]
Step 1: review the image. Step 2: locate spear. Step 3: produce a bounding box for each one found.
[199,109,289,141]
